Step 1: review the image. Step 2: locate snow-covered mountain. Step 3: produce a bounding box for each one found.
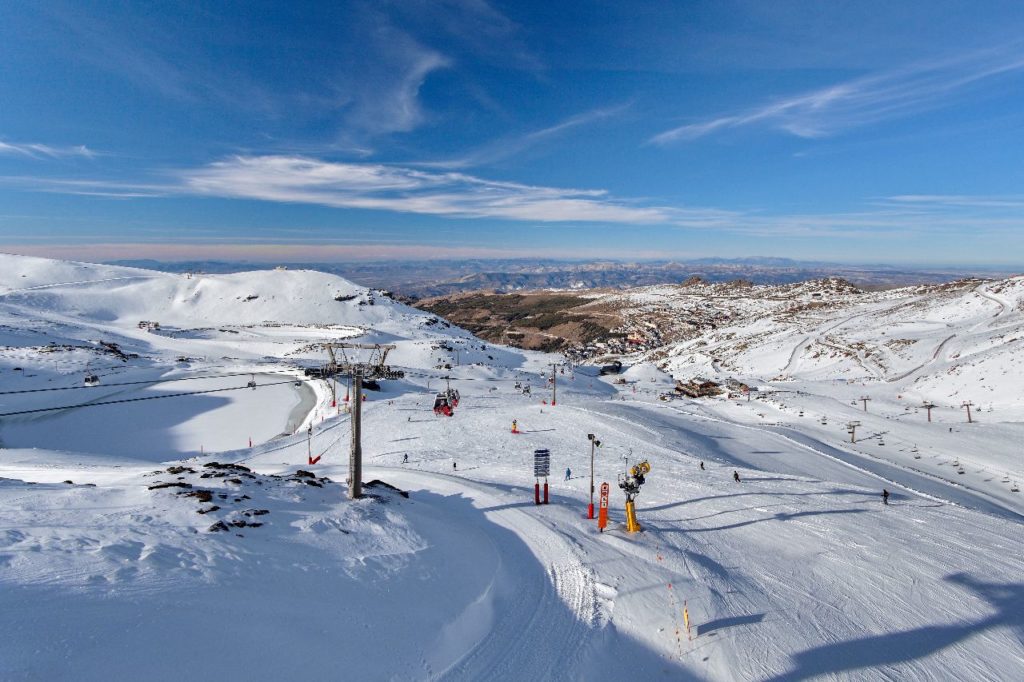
[0,251,458,348]
[650,277,1024,398]
[1,254,1021,681]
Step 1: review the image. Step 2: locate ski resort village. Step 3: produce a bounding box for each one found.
[0,253,1022,680]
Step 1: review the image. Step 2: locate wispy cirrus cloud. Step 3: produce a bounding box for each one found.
[179,157,1024,237]
[178,155,731,226]
[332,25,451,137]
[886,194,1024,209]
[0,153,730,226]
[419,103,633,169]
[36,2,452,140]
[651,45,1024,145]
[7,155,1024,241]
[0,140,96,159]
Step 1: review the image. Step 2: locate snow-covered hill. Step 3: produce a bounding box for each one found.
[1,254,1021,681]
[0,253,523,457]
[654,277,1024,397]
[0,251,467,354]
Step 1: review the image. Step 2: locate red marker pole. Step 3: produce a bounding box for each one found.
[543,480,549,504]
[535,481,541,505]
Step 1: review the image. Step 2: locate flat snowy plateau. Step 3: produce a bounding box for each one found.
[0,254,1021,681]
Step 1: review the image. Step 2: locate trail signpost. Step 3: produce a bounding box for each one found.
[534,448,550,505]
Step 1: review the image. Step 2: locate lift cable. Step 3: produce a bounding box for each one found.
[0,370,299,396]
[0,379,298,418]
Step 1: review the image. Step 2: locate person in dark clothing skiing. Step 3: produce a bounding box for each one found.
[733,470,740,483]
[700,461,705,471]
[882,488,890,505]
[402,453,408,464]
[565,467,572,481]
[453,462,457,471]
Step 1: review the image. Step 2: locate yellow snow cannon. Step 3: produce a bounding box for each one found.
[618,459,651,533]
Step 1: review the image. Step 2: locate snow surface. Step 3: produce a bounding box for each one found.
[0,254,1022,681]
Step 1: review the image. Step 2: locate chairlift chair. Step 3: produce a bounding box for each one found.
[84,374,100,386]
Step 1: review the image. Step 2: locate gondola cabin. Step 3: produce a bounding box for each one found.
[433,392,453,417]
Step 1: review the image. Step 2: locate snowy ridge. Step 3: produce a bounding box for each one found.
[621,276,1024,403]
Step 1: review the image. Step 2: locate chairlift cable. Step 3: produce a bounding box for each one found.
[0,379,298,418]
[0,370,297,396]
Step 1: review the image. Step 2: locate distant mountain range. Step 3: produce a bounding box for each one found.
[107,257,1022,299]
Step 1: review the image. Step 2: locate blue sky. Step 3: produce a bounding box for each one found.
[2,0,1024,265]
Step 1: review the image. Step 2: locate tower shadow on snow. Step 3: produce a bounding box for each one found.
[765,573,1024,681]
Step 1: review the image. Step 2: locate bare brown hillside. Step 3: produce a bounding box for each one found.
[414,291,622,352]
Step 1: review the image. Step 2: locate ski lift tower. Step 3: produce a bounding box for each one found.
[321,343,404,498]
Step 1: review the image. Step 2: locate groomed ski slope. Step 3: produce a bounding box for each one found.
[0,255,1022,681]
[2,383,1022,680]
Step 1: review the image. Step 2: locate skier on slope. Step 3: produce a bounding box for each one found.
[733,470,741,483]
[402,453,408,464]
[882,488,890,505]
[700,461,705,471]
[565,467,572,481]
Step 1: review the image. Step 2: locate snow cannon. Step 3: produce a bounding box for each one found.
[618,459,651,533]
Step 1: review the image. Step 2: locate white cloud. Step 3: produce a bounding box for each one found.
[179,155,730,225]
[9,154,1024,240]
[887,194,1024,209]
[0,141,96,159]
[340,45,451,136]
[651,46,1024,144]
